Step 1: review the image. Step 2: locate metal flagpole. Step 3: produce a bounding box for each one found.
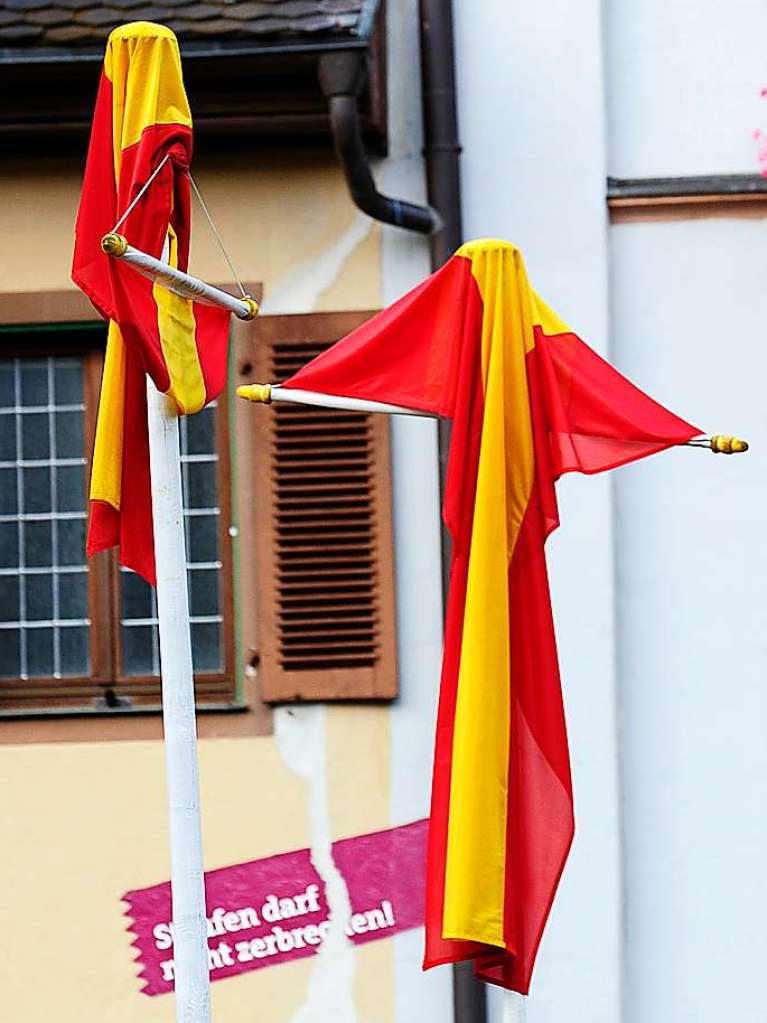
[147,378,211,1023]
[502,992,526,1023]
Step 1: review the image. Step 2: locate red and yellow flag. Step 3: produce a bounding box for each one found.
[282,239,700,992]
[72,22,230,585]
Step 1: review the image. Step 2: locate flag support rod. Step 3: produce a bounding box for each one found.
[101,232,258,321]
[147,378,211,1023]
[237,383,435,419]
[236,384,748,453]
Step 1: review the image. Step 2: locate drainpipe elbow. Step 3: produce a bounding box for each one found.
[321,54,442,236]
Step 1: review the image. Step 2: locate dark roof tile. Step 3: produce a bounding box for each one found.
[172,3,221,21]
[294,15,338,32]
[26,5,70,22]
[128,4,178,19]
[0,20,42,36]
[280,0,326,15]
[77,7,122,24]
[109,0,152,9]
[230,14,283,32]
[218,2,274,19]
[44,19,92,38]
[4,0,50,11]
[162,16,190,32]
[184,15,240,34]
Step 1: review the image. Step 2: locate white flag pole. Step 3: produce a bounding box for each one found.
[147,377,211,1023]
[502,991,527,1023]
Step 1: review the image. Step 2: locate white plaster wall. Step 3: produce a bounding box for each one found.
[605,0,767,177]
[610,215,767,1023]
[454,3,623,1021]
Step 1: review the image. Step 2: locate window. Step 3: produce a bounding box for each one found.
[0,308,399,714]
[0,325,236,713]
[0,354,89,682]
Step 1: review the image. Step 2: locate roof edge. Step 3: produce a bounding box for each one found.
[0,36,369,67]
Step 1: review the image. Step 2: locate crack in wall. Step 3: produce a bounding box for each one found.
[260,211,374,315]
[274,705,357,1023]
[266,207,377,1023]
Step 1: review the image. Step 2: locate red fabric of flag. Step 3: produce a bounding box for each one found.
[282,240,700,992]
[72,23,230,585]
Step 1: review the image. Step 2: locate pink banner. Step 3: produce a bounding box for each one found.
[123,819,428,995]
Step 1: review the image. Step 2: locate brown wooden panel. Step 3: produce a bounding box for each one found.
[241,311,397,703]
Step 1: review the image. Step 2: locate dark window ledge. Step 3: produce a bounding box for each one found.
[0,701,249,721]
[608,173,767,199]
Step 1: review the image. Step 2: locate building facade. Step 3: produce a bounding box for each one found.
[1,3,765,1023]
[457,3,767,1022]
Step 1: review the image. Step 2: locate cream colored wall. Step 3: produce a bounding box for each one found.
[0,154,395,1023]
[0,152,381,309]
[0,717,392,1023]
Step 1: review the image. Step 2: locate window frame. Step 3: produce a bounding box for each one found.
[0,325,106,711]
[0,298,239,714]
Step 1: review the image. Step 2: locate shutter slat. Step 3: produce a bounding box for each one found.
[248,312,398,702]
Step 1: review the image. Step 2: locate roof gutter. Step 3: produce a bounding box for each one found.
[319,49,441,234]
[0,37,368,66]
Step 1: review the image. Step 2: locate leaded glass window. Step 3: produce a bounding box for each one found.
[0,357,88,680]
[0,334,235,713]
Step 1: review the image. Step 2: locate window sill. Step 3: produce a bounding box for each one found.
[0,701,249,721]
[0,676,272,743]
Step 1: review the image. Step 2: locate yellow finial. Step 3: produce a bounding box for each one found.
[101,232,128,257]
[710,434,749,454]
[240,297,259,321]
[236,383,272,404]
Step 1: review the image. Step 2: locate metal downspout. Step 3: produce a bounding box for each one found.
[419,3,489,1023]
[319,50,441,234]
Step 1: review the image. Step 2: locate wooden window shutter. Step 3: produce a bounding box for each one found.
[243,312,398,703]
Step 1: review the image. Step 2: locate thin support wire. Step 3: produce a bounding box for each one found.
[108,156,246,299]
[188,172,248,298]
[111,155,171,234]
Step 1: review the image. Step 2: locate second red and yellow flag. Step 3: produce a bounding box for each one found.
[280,238,700,992]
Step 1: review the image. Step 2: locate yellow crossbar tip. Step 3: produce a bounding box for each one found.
[241,297,260,320]
[237,383,272,403]
[711,434,749,454]
[101,232,128,257]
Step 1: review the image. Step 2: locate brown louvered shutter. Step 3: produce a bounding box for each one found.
[239,312,397,703]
